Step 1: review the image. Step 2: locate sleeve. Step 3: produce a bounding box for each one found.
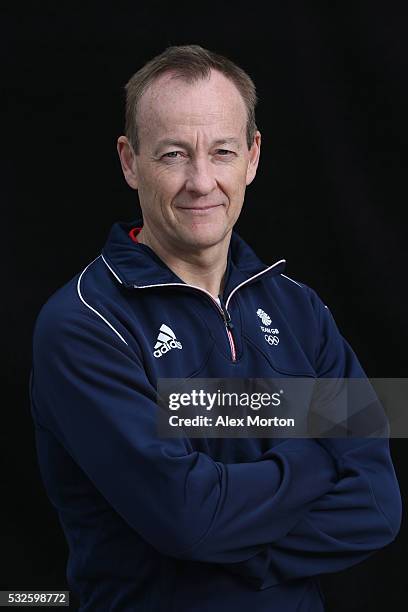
[218,289,402,589]
[30,301,339,563]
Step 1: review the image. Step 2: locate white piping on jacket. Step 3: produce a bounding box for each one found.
[77,256,128,345]
[101,254,123,284]
[280,273,303,288]
[281,273,328,307]
[225,259,286,309]
[101,256,286,313]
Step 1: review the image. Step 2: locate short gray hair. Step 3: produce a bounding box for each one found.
[123,44,258,153]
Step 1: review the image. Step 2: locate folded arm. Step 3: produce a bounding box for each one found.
[31,301,339,564]
[218,288,401,587]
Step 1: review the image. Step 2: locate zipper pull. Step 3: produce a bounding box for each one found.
[218,294,234,330]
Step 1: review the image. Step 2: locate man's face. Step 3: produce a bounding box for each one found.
[118,69,261,254]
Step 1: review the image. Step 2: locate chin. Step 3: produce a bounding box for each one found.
[179,222,229,250]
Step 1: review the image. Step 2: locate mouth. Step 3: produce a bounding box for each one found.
[176,204,224,214]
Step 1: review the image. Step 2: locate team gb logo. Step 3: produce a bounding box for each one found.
[256,308,280,346]
[256,309,271,326]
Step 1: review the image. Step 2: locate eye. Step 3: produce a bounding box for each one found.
[162,151,183,159]
[216,149,234,156]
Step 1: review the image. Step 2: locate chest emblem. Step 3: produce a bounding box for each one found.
[256,308,280,346]
[153,323,183,358]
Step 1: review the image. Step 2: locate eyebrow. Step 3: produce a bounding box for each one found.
[153,137,241,155]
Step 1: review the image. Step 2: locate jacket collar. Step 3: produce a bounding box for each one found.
[101,219,286,296]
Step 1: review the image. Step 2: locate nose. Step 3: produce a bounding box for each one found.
[185,157,217,196]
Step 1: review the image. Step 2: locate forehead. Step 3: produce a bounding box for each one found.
[136,70,247,144]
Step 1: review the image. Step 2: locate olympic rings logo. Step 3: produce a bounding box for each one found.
[265,334,279,346]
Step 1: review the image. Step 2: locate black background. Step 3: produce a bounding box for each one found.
[2,2,408,610]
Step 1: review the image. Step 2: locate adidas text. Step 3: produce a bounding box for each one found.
[153,323,183,358]
[154,339,183,358]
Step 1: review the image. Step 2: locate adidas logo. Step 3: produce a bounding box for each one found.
[153,324,182,358]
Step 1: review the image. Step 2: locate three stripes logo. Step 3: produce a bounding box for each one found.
[153,323,183,358]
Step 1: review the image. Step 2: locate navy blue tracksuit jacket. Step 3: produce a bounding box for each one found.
[30,220,402,611]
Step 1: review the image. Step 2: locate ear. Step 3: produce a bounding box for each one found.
[117,136,139,190]
[245,130,261,186]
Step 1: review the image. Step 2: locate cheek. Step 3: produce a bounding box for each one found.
[219,161,248,190]
[155,168,185,198]
[140,169,181,205]
[219,169,247,203]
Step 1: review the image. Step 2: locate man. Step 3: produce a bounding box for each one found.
[30,45,401,611]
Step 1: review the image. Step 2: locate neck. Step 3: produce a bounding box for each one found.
[137,226,230,299]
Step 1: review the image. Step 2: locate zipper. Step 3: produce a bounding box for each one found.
[218,293,237,362]
[101,254,286,363]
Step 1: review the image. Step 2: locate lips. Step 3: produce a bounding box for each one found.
[177,204,223,210]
